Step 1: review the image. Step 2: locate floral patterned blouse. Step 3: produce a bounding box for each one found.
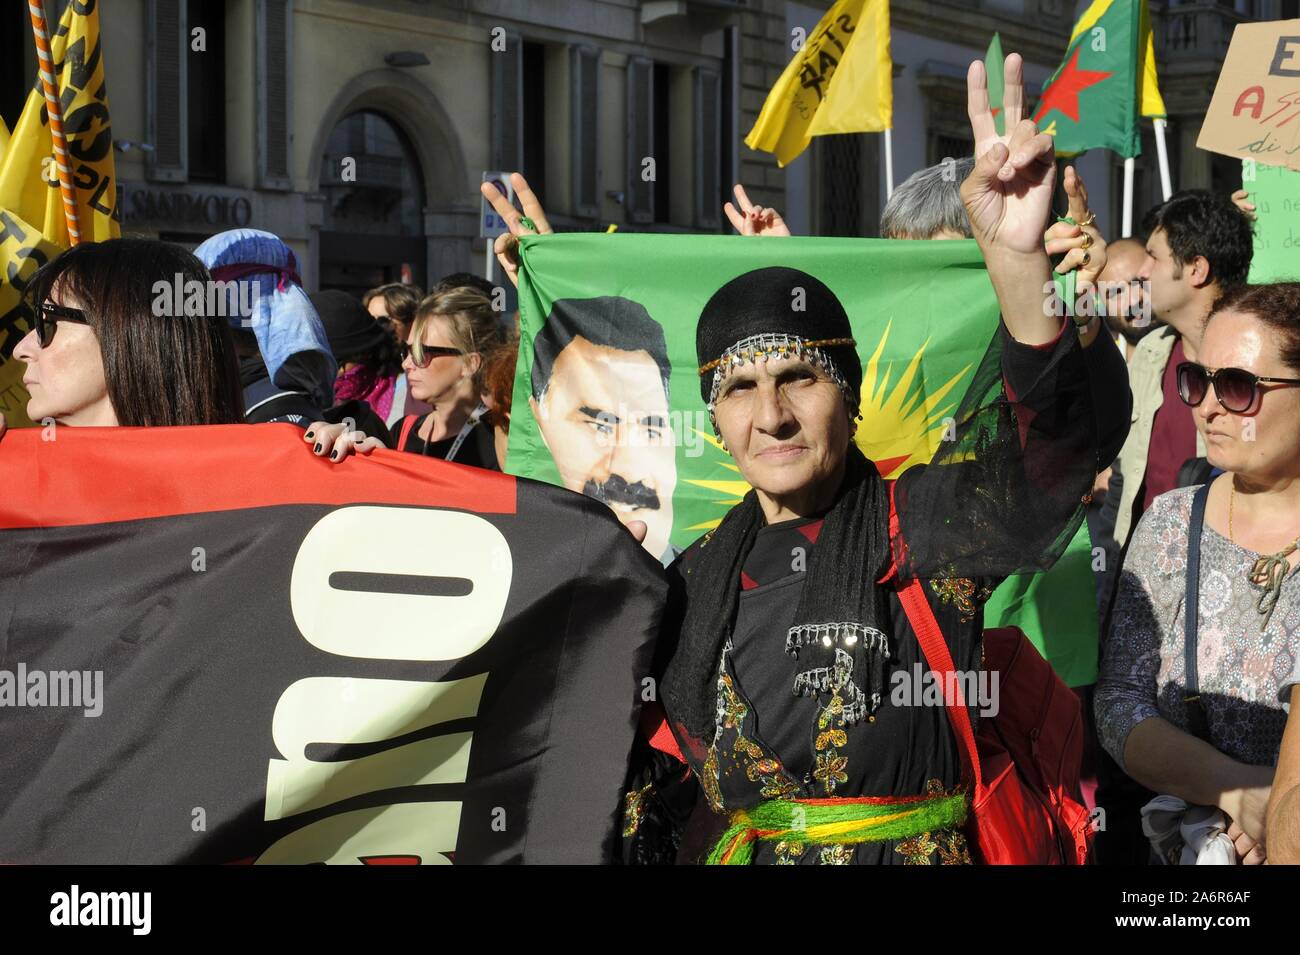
[1096,484,1300,769]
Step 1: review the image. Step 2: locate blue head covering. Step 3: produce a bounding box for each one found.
[194,229,337,411]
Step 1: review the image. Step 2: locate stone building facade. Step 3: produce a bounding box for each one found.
[1,0,1292,295]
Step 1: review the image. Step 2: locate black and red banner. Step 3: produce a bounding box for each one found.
[0,425,665,863]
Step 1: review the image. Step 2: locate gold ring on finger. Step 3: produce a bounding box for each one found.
[1080,232,1093,250]
[1079,211,1096,228]
[1080,250,1091,267]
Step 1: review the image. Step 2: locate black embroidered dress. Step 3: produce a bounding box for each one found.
[624,317,1130,865]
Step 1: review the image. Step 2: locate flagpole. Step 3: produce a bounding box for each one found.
[28,1,81,246]
[884,128,894,200]
[1153,117,1172,201]
[1122,156,1135,238]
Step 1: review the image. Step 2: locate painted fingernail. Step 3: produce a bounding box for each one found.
[304,430,315,439]
[330,450,339,460]
[314,443,322,453]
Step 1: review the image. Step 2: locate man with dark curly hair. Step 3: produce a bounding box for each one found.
[1109,190,1255,555]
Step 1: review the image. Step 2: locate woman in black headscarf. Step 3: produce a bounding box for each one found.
[622,54,1131,865]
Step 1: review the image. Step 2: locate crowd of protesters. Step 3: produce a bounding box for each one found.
[5,51,1300,866]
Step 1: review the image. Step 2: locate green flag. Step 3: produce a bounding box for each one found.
[1033,0,1154,158]
[985,33,1005,137]
[509,233,1101,684]
[983,522,1100,688]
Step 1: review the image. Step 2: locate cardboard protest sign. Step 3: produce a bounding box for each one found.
[1197,19,1300,172]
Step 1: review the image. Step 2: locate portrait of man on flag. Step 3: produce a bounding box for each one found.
[527,295,679,563]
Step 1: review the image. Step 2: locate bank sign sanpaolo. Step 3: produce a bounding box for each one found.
[122,182,254,230]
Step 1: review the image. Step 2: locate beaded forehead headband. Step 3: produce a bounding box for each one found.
[700,332,857,411]
[700,333,859,437]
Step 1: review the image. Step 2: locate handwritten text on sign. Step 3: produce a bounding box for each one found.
[1198,21,1300,172]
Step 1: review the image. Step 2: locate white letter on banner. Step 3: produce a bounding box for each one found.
[256,802,463,865]
[264,674,487,820]
[290,506,512,661]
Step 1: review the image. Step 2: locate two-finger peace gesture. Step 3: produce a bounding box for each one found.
[723,184,791,237]
[960,53,1057,258]
[479,172,553,288]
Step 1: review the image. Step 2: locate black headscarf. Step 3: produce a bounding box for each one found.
[695,266,862,416]
[662,267,893,746]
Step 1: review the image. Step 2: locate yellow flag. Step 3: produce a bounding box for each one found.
[1136,0,1165,119]
[0,0,119,426]
[744,0,892,167]
[1066,0,1165,119]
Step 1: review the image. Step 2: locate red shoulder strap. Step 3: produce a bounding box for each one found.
[397,415,419,450]
[884,479,984,795]
[895,579,983,795]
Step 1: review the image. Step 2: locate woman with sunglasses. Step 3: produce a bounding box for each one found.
[1097,282,1300,865]
[9,239,243,429]
[307,286,503,468]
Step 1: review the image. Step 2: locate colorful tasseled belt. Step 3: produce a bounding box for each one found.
[707,790,968,865]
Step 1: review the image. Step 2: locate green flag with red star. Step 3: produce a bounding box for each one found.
[1033,0,1165,158]
[985,33,1005,137]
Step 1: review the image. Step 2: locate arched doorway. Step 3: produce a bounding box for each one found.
[317,110,427,297]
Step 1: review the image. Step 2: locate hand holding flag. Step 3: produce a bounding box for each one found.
[479,172,554,288]
[1044,166,1106,287]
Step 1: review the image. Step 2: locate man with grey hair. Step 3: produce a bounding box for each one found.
[879,157,976,240]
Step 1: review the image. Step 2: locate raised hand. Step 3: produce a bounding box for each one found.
[960,52,1060,345]
[723,184,791,237]
[479,172,554,288]
[960,54,1057,257]
[1045,166,1106,288]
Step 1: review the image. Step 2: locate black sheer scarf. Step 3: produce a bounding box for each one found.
[661,444,893,744]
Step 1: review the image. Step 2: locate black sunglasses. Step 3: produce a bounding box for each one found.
[1176,361,1300,414]
[400,342,463,368]
[34,301,91,347]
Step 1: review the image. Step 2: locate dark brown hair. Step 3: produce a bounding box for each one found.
[24,238,245,426]
[362,282,422,326]
[1208,283,1300,373]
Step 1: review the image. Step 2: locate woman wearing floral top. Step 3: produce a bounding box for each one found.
[1097,282,1300,865]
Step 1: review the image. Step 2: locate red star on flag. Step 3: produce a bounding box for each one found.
[1032,47,1112,125]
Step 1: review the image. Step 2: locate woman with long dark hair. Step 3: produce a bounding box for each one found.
[10,238,244,428]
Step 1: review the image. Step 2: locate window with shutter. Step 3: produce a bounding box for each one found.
[256,0,292,190]
[625,57,654,224]
[187,0,227,183]
[491,30,523,173]
[693,67,721,230]
[817,134,862,237]
[521,42,546,197]
[570,45,601,219]
[1,5,30,130]
[146,0,188,182]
